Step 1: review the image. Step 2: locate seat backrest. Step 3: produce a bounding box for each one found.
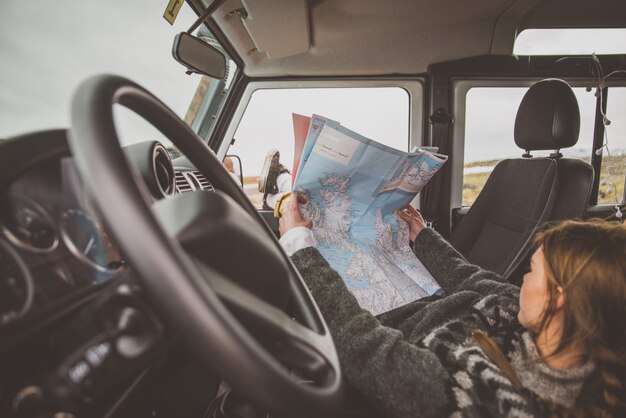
[450,79,590,278]
[549,158,594,222]
[450,158,558,275]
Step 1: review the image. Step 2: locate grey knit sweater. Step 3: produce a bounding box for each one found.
[291,228,594,418]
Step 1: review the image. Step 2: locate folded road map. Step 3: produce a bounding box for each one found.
[293,115,448,315]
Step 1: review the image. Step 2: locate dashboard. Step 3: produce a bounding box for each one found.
[0,130,217,417]
[0,131,216,329]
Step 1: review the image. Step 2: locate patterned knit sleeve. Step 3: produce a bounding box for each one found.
[411,228,518,298]
[292,247,450,418]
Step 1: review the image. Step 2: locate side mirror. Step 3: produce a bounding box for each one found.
[172,32,227,79]
[224,154,244,188]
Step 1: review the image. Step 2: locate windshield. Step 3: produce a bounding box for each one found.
[0,0,236,148]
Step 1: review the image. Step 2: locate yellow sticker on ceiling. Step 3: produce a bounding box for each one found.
[163,0,184,25]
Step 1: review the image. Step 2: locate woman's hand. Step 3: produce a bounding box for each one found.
[396,205,427,242]
[279,192,313,236]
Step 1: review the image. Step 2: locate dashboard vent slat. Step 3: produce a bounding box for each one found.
[174,171,193,193]
[174,171,214,193]
[191,171,215,192]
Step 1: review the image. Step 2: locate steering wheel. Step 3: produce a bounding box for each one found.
[68,75,343,417]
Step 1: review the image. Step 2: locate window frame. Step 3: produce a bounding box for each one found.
[451,77,625,209]
[216,78,426,160]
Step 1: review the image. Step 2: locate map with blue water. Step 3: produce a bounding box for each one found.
[294,117,448,315]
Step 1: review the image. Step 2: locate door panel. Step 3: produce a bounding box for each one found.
[259,210,281,238]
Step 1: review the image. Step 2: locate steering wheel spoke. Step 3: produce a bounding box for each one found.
[193,258,338,384]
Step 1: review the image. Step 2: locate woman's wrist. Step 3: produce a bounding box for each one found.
[279,226,317,256]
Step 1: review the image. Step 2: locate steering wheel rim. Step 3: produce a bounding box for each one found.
[68,75,343,416]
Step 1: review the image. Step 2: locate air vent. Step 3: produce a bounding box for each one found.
[174,171,193,193]
[191,171,215,191]
[153,145,175,197]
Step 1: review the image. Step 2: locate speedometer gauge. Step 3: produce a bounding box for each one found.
[60,209,123,272]
[0,195,58,253]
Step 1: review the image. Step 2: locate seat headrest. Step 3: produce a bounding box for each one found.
[514,79,580,151]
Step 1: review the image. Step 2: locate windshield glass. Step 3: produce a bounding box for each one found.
[0,0,236,147]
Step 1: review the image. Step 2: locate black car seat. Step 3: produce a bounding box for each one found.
[449,79,593,280]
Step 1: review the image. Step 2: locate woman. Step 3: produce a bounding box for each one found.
[279,193,626,417]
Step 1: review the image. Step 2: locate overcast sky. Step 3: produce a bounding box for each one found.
[0,0,202,140]
[1,0,624,175]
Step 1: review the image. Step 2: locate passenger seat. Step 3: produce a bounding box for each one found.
[449,79,593,280]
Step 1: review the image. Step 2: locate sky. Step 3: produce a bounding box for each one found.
[0,0,624,176]
[465,87,626,161]
[229,88,410,175]
[0,0,202,142]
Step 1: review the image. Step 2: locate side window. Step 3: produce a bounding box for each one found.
[601,88,626,204]
[229,87,411,208]
[462,86,598,206]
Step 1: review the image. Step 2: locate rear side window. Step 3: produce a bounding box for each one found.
[602,87,626,203]
[462,86,625,206]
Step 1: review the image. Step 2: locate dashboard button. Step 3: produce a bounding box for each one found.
[67,361,90,384]
[85,342,111,368]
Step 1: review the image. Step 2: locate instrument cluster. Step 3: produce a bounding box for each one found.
[0,157,125,327]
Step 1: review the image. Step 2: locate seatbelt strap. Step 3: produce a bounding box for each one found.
[502,160,560,281]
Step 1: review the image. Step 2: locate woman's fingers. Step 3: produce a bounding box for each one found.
[404,205,426,224]
[397,205,420,222]
[293,191,308,204]
[279,192,313,235]
[396,209,413,223]
[403,205,420,217]
[396,205,425,242]
[290,192,300,209]
[289,193,306,220]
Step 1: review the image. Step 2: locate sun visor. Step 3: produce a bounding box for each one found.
[240,0,310,59]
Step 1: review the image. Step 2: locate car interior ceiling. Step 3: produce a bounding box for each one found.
[208,0,626,77]
[1,0,626,417]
